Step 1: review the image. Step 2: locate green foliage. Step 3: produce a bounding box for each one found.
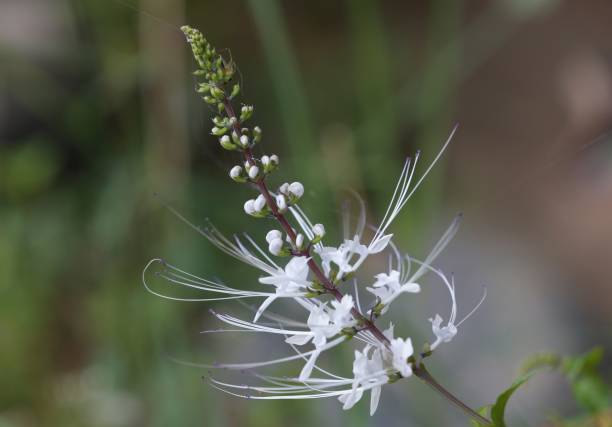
[471,349,612,427]
[560,348,611,414]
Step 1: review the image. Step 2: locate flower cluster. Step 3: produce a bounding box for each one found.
[143,26,486,416]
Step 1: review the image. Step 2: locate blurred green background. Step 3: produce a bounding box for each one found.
[2,1,612,426]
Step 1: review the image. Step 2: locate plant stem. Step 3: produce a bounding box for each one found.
[222,95,487,425]
[413,364,492,426]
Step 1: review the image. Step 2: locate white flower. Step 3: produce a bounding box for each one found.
[424,267,486,351]
[316,235,368,278]
[330,294,354,326]
[390,337,414,378]
[146,124,485,416]
[248,165,259,180]
[430,314,457,350]
[338,346,387,415]
[288,181,304,198]
[255,256,311,321]
[285,295,355,380]
[366,269,420,310]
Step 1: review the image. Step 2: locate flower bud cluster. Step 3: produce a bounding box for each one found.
[229,155,279,184]
[182,26,264,157]
[266,230,290,256]
[181,26,235,110]
[244,194,269,217]
[274,182,304,213]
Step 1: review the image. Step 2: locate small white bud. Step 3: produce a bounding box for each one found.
[212,126,219,134]
[279,182,289,194]
[248,166,259,180]
[288,182,304,198]
[220,135,230,144]
[230,165,242,179]
[268,238,284,256]
[240,135,250,147]
[229,117,237,126]
[266,229,282,244]
[296,233,304,249]
[261,155,270,166]
[244,160,252,169]
[312,223,325,237]
[254,194,266,212]
[276,194,287,212]
[244,199,255,215]
[270,154,279,164]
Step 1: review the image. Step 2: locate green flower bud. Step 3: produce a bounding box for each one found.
[211,126,228,136]
[253,126,262,143]
[240,105,254,122]
[219,135,237,150]
[210,86,224,100]
[230,83,240,99]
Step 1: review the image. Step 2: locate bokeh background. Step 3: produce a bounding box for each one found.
[1,0,612,426]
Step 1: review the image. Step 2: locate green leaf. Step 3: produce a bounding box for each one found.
[560,348,611,414]
[490,372,535,427]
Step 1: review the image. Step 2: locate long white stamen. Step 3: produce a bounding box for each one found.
[457,286,487,327]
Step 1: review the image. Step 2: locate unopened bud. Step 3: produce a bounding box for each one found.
[253,194,266,212]
[276,194,287,212]
[240,105,254,122]
[244,199,256,215]
[268,238,284,256]
[230,83,240,99]
[253,126,262,143]
[240,135,250,148]
[211,126,227,136]
[219,135,236,150]
[229,165,246,182]
[295,233,304,250]
[248,165,259,180]
[311,223,325,244]
[266,229,282,244]
[288,182,304,199]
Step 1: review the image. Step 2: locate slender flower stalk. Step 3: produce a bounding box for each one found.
[143,26,492,425]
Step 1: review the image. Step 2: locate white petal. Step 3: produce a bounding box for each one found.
[299,350,320,381]
[369,385,382,415]
[285,334,312,346]
[369,234,393,254]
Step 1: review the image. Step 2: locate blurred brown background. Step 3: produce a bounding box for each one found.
[1,1,611,426]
